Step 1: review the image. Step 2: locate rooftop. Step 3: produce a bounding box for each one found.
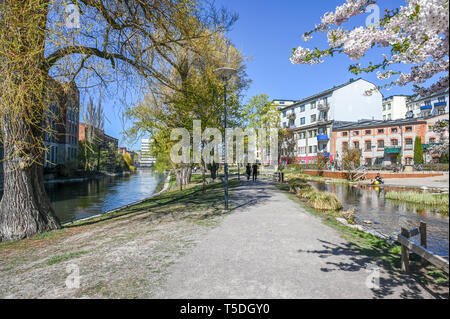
[279,77,368,111]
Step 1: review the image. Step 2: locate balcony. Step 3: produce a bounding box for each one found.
[420,105,432,111]
[434,102,447,108]
[317,117,328,124]
[287,113,296,120]
[317,134,329,141]
[318,102,330,111]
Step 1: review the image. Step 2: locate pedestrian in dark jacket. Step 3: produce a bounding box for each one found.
[252,163,258,181]
[246,163,251,180]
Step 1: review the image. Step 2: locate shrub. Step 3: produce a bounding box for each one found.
[414,136,424,165]
[310,192,343,211]
[287,177,309,193]
[338,208,355,222]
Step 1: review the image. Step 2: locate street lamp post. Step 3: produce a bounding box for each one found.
[214,67,237,212]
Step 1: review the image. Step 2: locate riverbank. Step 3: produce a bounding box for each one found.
[44,170,133,185]
[0,179,239,298]
[275,182,449,296]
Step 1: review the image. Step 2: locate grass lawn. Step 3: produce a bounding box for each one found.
[0,179,241,298]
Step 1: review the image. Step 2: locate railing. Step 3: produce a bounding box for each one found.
[318,102,329,111]
[398,222,449,274]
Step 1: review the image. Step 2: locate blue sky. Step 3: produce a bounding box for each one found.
[105,0,424,149]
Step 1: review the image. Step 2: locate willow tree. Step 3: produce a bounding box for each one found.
[125,30,249,191]
[0,0,227,241]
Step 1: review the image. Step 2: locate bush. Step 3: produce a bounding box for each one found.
[310,192,343,211]
[287,177,309,193]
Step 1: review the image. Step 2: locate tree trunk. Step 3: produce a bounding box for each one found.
[0,0,60,241]
[0,118,61,242]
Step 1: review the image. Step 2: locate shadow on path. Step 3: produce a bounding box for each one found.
[298,239,443,299]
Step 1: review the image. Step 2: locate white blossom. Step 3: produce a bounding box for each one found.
[291,0,449,94]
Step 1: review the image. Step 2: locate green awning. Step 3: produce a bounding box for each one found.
[385,147,401,154]
[422,143,442,150]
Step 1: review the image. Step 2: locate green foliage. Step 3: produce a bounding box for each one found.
[396,152,402,164]
[122,152,135,172]
[385,191,449,211]
[414,136,424,165]
[241,94,280,129]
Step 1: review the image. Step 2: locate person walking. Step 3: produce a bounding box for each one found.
[252,163,258,181]
[245,163,251,181]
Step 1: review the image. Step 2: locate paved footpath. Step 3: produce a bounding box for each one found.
[154,179,434,299]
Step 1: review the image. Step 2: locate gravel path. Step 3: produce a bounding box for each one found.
[153,179,434,299]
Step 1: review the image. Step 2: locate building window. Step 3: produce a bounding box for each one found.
[283,122,286,128]
[382,104,386,111]
[377,140,384,150]
[391,139,398,146]
[283,111,287,117]
[387,114,392,120]
[387,103,391,110]
[406,157,413,165]
[300,105,305,112]
[405,126,413,132]
[378,129,384,134]
[429,137,436,143]
[383,115,386,121]
[365,130,371,135]
[354,141,359,149]
[310,102,316,109]
[438,96,445,102]
[405,138,413,149]
[309,130,317,138]
[310,114,316,123]
[353,131,360,136]
[365,141,372,151]
[300,117,305,125]
[342,132,348,137]
[391,128,398,133]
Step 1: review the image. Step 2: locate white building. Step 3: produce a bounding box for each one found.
[272,99,297,110]
[382,95,409,120]
[279,78,382,164]
[406,88,449,118]
[139,138,156,167]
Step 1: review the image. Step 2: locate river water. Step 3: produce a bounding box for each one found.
[45,169,164,224]
[309,181,449,259]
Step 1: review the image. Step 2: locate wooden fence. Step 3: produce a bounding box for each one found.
[398,222,449,274]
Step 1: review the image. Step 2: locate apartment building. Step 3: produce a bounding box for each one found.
[382,95,409,120]
[272,99,297,110]
[139,138,156,167]
[406,88,449,118]
[78,123,119,150]
[279,78,382,164]
[332,113,448,166]
[43,79,80,168]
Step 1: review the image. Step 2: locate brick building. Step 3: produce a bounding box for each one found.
[78,122,118,150]
[332,114,448,166]
[43,79,80,168]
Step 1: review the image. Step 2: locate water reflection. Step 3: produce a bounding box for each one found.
[45,169,164,224]
[310,181,449,258]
